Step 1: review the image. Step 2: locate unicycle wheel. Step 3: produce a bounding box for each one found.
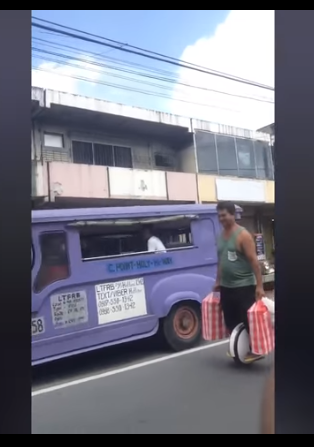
[229,323,251,366]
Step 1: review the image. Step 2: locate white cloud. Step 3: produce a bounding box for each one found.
[32,62,77,93]
[170,10,274,130]
[31,57,101,94]
[31,56,137,105]
[32,11,273,131]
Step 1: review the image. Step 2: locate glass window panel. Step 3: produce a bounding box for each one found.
[235,137,256,178]
[254,140,273,179]
[194,131,218,174]
[216,134,238,176]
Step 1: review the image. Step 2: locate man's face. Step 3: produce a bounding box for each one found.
[218,209,235,228]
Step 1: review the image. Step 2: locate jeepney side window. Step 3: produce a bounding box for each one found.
[33,232,70,293]
[161,228,192,248]
[80,219,194,261]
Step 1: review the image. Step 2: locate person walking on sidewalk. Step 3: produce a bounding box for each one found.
[214,201,265,361]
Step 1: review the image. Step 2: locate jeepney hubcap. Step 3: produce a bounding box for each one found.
[173,307,198,339]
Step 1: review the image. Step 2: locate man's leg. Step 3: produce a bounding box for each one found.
[220,287,241,334]
[220,287,244,357]
[238,285,256,334]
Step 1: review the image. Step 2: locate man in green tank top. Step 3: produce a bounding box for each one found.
[214,201,265,360]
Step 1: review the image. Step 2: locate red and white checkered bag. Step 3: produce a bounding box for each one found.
[248,300,275,356]
[202,293,228,341]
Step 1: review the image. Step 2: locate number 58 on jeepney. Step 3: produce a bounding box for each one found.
[31,204,240,365]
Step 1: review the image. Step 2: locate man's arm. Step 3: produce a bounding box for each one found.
[239,231,263,289]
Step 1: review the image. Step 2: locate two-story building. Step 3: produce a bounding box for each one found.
[31,87,275,260]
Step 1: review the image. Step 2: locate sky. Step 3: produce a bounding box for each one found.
[32,10,274,131]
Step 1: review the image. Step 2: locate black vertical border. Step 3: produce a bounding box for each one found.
[275,10,314,434]
[0,11,31,434]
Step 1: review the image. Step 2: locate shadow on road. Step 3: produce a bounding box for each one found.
[32,335,168,390]
[200,350,273,377]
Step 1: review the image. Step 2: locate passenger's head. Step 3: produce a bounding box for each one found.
[216,201,236,229]
[142,225,153,240]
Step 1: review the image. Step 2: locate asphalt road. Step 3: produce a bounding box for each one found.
[32,339,272,434]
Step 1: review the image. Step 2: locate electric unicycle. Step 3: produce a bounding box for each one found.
[228,323,264,365]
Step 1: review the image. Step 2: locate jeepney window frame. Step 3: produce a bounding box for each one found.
[74,215,197,262]
[33,231,71,293]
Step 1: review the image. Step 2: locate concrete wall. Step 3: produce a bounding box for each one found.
[43,88,191,129]
[32,161,275,207]
[166,172,198,202]
[265,180,275,203]
[31,161,48,198]
[49,162,109,200]
[197,174,275,205]
[178,143,197,173]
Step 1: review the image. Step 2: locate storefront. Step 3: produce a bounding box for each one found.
[237,204,274,262]
[260,206,275,261]
[237,205,258,234]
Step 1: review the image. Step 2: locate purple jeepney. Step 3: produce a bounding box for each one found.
[31,204,226,365]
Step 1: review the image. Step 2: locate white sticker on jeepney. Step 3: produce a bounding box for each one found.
[95,278,147,325]
[51,290,89,329]
[32,317,45,337]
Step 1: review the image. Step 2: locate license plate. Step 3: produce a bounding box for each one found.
[32,317,45,337]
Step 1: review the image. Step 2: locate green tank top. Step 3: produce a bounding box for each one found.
[217,226,256,288]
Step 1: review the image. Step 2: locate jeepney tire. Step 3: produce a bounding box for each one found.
[162,301,202,352]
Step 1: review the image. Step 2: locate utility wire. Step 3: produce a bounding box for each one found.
[32,45,274,104]
[32,19,274,91]
[32,16,274,91]
[33,66,247,113]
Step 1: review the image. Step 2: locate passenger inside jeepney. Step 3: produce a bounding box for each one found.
[142,225,167,253]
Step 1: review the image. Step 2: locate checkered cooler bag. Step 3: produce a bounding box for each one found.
[202,293,228,341]
[248,300,275,356]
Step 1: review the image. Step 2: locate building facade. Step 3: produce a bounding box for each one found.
[31,87,275,259]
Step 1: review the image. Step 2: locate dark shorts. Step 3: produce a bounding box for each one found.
[220,285,256,334]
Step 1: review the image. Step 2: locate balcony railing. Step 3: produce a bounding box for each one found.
[31,162,275,204]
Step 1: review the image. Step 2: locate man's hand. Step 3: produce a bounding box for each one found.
[255,285,265,301]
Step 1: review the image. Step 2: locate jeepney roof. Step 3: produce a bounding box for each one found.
[32,204,242,224]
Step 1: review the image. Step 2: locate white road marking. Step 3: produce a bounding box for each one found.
[32,340,228,397]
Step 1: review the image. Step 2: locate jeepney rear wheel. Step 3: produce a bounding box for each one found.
[162,301,202,352]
